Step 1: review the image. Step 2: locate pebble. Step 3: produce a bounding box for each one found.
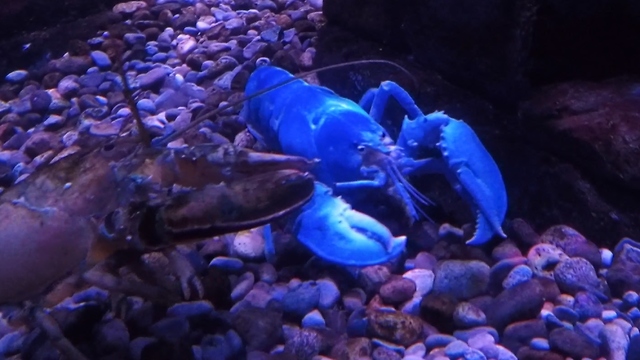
[90,50,112,70]
[5,70,28,83]
[433,260,490,300]
[209,256,244,272]
[502,264,532,289]
[167,301,215,318]
[316,278,340,309]
[301,309,325,328]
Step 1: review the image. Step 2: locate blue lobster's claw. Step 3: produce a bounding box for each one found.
[293,182,406,266]
[439,118,507,245]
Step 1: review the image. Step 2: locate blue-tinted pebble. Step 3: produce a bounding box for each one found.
[167,300,214,318]
[146,45,159,56]
[86,66,100,74]
[628,307,640,320]
[135,62,153,73]
[224,330,243,355]
[530,337,550,351]
[201,334,231,360]
[230,272,255,302]
[624,291,640,307]
[209,256,244,272]
[0,331,24,355]
[260,26,281,42]
[87,37,104,47]
[371,338,404,356]
[0,102,10,117]
[444,340,470,358]
[281,281,320,317]
[201,60,215,71]
[136,99,156,114]
[602,309,618,321]
[43,115,66,129]
[90,50,112,70]
[72,286,109,303]
[152,52,169,63]
[346,307,368,337]
[502,264,532,289]
[183,27,199,36]
[553,305,579,324]
[424,334,456,349]
[68,105,81,118]
[130,337,157,360]
[405,343,426,358]
[124,33,146,46]
[301,309,325,328]
[95,96,107,106]
[600,248,613,267]
[574,291,603,321]
[464,348,488,360]
[5,70,28,83]
[453,327,499,343]
[98,81,113,93]
[11,99,31,115]
[184,71,199,83]
[150,317,190,342]
[283,28,296,42]
[316,279,340,309]
[575,318,604,345]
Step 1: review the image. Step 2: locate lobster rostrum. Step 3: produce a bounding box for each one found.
[241,63,508,266]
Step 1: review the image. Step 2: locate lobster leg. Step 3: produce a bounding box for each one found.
[359,81,424,124]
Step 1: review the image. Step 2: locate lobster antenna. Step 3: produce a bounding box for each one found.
[115,52,152,148]
[156,59,416,146]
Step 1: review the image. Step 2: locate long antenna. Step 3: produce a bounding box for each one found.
[155,59,416,146]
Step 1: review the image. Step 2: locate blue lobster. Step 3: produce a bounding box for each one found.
[241,64,507,266]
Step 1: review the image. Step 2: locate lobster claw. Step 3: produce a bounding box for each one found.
[399,112,508,245]
[293,182,406,266]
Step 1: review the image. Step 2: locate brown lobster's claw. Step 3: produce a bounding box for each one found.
[138,169,315,247]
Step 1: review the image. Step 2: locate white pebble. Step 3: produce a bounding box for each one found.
[600,248,614,267]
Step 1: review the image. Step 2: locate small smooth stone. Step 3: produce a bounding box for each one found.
[404,343,426,358]
[90,51,112,70]
[453,327,499,343]
[316,279,340,309]
[628,307,640,320]
[5,70,28,83]
[502,264,533,289]
[602,309,618,321]
[371,338,404,356]
[602,323,628,360]
[301,309,325,328]
[167,300,215,317]
[623,291,639,307]
[231,272,255,302]
[209,256,244,272]
[152,53,169,63]
[454,302,487,328]
[124,33,146,46]
[444,340,470,358]
[600,248,614,267]
[402,269,434,297]
[464,348,487,360]
[424,334,456,350]
[529,337,549,350]
[136,99,156,114]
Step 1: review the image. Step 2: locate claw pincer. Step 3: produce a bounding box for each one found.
[243,65,508,265]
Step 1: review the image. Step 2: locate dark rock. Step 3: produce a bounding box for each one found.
[47,55,93,75]
[149,317,190,342]
[281,281,320,318]
[606,238,640,297]
[136,67,170,91]
[420,291,458,333]
[231,306,283,352]
[22,132,61,158]
[501,319,547,354]
[540,225,602,268]
[515,347,565,360]
[28,90,52,113]
[628,334,640,360]
[553,257,603,296]
[433,260,490,300]
[283,327,326,359]
[379,276,416,305]
[367,310,423,346]
[548,327,600,359]
[95,319,130,355]
[485,279,545,332]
